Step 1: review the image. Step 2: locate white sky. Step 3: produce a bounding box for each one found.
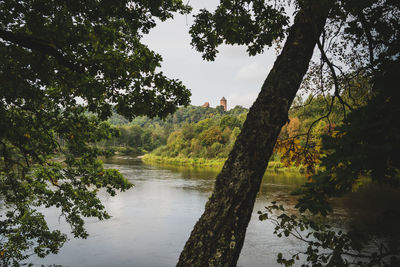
[142,0,279,109]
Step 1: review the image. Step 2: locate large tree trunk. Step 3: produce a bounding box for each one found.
[177,1,332,266]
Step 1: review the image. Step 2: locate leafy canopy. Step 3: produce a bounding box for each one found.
[0,0,191,264]
[190,0,289,60]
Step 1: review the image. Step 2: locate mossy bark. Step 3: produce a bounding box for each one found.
[177,2,332,266]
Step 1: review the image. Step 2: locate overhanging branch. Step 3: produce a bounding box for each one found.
[316,38,354,114]
[0,29,81,72]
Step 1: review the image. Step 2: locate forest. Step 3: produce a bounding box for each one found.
[104,90,357,173]
[1,0,399,266]
[103,105,246,161]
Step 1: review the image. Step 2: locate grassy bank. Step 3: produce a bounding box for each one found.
[142,154,226,167]
[142,154,305,174]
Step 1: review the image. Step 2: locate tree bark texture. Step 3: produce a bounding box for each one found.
[177,1,332,266]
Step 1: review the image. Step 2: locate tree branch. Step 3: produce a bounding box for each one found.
[357,11,375,68]
[316,38,354,115]
[0,29,81,72]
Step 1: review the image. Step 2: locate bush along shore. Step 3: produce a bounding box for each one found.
[142,154,305,174]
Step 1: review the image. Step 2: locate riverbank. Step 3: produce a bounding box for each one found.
[142,154,225,167]
[142,154,305,174]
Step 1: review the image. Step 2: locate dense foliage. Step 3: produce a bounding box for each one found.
[189,0,289,60]
[258,0,400,264]
[103,105,247,157]
[0,0,190,264]
[296,60,400,216]
[1,0,398,265]
[150,105,247,159]
[262,74,400,264]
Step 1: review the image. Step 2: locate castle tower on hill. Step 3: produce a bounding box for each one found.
[220,96,227,111]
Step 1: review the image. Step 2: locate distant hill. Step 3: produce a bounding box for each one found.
[102,105,248,156]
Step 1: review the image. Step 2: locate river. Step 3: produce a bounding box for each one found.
[27,156,390,267]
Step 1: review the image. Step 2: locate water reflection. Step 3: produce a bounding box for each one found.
[26,156,395,267]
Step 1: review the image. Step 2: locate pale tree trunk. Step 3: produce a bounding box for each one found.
[177,1,333,266]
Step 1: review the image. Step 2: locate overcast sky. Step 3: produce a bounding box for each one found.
[142,1,279,109]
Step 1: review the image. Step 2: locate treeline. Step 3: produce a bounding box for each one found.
[151,110,246,159]
[103,92,363,172]
[100,105,248,156]
[140,95,342,170]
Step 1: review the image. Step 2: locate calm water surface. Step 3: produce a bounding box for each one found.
[29,157,333,267]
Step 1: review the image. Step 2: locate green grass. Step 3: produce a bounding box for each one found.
[142,154,226,167]
[142,154,305,174]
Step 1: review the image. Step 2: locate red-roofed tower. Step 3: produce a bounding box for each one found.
[220,97,227,111]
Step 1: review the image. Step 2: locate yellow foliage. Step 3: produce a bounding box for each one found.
[337,162,345,169]
[274,136,322,175]
[351,178,363,192]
